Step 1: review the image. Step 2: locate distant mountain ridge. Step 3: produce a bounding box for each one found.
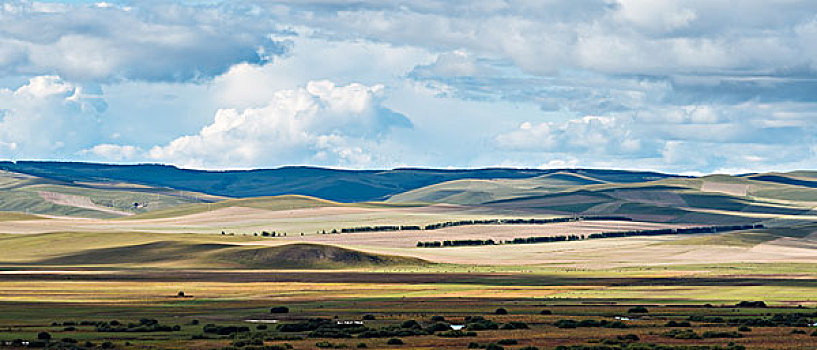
[0,161,682,202]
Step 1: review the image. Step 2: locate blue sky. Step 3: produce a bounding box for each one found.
[1,0,816,173]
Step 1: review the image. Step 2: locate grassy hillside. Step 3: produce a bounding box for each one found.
[391,174,817,225]
[215,243,427,269]
[0,231,426,269]
[0,170,217,218]
[387,172,609,204]
[0,161,681,202]
[122,195,344,220]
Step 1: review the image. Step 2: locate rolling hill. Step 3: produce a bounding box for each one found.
[0,161,680,202]
[0,169,217,218]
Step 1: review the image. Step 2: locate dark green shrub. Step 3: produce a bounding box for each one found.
[270,306,290,314]
[400,320,420,329]
[37,332,51,340]
[494,308,508,315]
[738,326,751,332]
[627,306,648,313]
[663,329,701,339]
[430,315,446,322]
[497,339,518,345]
[437,330,477,337]
[554,320,578,328]
[500,321,528,330]
[735,301,767,308]
[540,310,552,315]
[386,338,403,345]
[362,315,375,320]
[426,322,452,332]
[702,331,743,338]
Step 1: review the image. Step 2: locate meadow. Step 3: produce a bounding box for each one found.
[1,167,816,348]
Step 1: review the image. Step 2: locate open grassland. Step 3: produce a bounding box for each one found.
[0,271,815,349]
[0,171,218,219]
[0,220,815,268]
[1,169,816,348]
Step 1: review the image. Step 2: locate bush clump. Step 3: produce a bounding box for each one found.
[437,330,477,337]
[270,306,290,314]
[702,331,743,338]
[627,306,648,313]
[662,329,701,339]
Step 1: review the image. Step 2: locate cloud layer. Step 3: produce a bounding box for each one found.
[1,1,817,173]
[144,81,411,168]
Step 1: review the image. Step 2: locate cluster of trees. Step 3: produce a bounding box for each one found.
[586,224,763,239]
[555,345,746,350]
[417,224,765,248]
[202,324,251,335]
[689,311,817,328]
[417,239,496,248]
[341,225,421,233]
[508,235,583,245]
[96,319,181,333]
[338,216,633,234]
[553,319,628,329]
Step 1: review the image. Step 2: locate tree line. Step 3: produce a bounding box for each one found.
[417,224,764,248]
[340,216,632,234]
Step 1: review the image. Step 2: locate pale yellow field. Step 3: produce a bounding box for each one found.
[0,280,814,306]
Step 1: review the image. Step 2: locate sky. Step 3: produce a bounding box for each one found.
[1,1,817,174]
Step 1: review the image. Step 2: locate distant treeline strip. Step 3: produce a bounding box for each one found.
[417,224,765,248]
[339,216,632,234]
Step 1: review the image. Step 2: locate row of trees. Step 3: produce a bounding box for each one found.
[341,216,633,234]
[417,224,764,248]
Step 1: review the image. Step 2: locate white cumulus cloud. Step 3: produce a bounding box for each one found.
[141,81,411,168]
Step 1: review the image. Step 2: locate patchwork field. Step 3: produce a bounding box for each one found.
[0,165,816,349]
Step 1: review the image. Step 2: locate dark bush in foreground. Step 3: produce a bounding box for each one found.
[203,324,250,335]
[662,329,701,339]
[500,321,529,330]
[494,308,508,315]
[437,330,477,337]
[497,339,518,345]
[555,319,626,329]
[37,332,51,340]
[270,306,290,314]
[735,301,766,308]
[702,331,743,339]
[386,338,403,345]
[627,306,648,313]
[464,316,499,330]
